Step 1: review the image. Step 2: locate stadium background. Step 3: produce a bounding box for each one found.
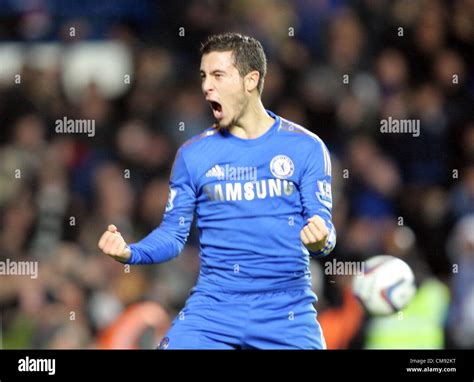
[0,0,472,349]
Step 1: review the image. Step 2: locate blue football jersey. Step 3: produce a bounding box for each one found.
[128,110,336,292]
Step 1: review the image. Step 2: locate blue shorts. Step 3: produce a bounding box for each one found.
[158,288,326,350]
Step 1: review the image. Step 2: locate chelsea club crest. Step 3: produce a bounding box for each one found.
[270,155,294,179]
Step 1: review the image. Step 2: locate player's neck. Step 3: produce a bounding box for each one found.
[229,99,275,140]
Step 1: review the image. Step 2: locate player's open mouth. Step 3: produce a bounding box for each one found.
[209,101,223,120]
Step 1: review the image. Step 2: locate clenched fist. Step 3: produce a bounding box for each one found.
[98,224,131,263]
[300,215,329,253]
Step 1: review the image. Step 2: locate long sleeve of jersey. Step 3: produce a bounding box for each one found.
[127,148,196,265]
[299,139,336,258]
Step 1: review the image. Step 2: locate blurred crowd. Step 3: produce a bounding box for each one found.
[0,0,473,349]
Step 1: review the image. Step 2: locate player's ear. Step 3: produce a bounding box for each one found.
[244,70,260,93]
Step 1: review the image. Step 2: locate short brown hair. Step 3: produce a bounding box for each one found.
[200,33,267,94]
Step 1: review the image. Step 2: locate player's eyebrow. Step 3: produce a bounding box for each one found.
[200,69,226,77]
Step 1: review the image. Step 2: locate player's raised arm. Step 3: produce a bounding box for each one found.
[99,146,197,265]
[299,139,336,257]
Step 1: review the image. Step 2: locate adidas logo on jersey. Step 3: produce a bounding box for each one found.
[206,165,225,179]
[205,164,257,181]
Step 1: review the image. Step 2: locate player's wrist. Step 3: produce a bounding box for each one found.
[112,245,132,264]
[304,238,327,253]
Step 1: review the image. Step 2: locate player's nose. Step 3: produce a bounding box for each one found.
[202,78,215,95]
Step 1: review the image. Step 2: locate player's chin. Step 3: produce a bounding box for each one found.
[215,116,230,129]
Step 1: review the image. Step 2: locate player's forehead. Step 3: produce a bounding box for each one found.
[200,50,236,73]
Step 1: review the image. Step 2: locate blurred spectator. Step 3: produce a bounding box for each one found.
[446,214,474,348]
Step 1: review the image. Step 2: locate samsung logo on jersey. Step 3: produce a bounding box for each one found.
[203,178,294,201]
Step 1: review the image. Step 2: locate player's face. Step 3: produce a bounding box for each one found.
[200,51,248,128]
